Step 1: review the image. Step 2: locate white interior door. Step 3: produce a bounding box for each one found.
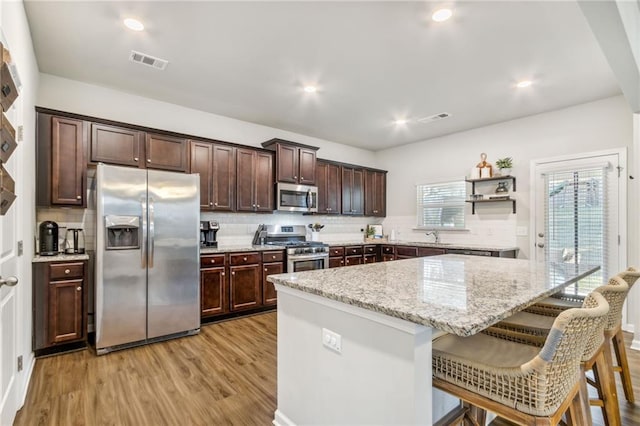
[0,140,20,425]
[533,151,625,295]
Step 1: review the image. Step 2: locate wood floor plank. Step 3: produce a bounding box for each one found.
[14,312,640,425]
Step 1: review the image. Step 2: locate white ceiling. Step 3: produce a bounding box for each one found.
[23,1,621,151]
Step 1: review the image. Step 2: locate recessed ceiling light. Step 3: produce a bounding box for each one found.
[124,18,145,32]
[432,8,453,22]
[303,86,318,93]
[516,80,533,88]
[394,119,408,125]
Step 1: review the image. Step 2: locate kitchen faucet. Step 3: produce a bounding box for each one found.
[426,230,440,243]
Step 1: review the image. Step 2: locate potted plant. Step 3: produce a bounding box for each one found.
[495,157,513,176]
[308,223,324,241]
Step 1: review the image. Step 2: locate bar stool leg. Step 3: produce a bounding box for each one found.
[612,328,635,403]
[596,344,621,426]
[579,368,593,426]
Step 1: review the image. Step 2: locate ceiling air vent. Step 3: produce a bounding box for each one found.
[417,112,451,123]
[129,50,169,70]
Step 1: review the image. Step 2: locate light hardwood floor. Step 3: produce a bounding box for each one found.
[14,312,640,425]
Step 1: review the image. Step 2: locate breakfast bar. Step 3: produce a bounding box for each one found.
[268,254,600,425]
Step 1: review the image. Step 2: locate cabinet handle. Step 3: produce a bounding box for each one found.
[346,260,349,265]
[272,255,276,259]
[210,259,215,264]
[134,157,139,162]
[293,175,297,179]
[76,195,82,200]
[222,272,225,276]
[232,271,235,276]
[214,202,218,206]
[65,269,70,274]
[264,268,268,272]
[209,202,213,206]
[243,257,247,261]
[147,159,151,163]
[300,177,304,180]
[76,286,82,291]
[256,204,260,208]
[340,260,344,264]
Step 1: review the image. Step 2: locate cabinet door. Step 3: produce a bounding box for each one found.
[382,254,395,262]
[255,151,274,212]
[363,254,377,264]
[298,148,316,185]
[342,167,354,215]
[316,161,328,213]
[236,148,256,212]
[91,123,142,167]
[212,144,236,211]
[263,262,283,306]
[145,133,188,172]
[344,256,363,266]
[326,162,342,214]
[51,117,85,206]
[351,168,365,215]
[201,267,227,317]
[229,264,261,311]
[365,170,386,217]
[276,144,298,183]
[48,279,83,344]
[190,141,213,209]
[329,257,344,268]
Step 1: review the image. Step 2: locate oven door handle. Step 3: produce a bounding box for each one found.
[306,190,312,210]
[289,253,329,261]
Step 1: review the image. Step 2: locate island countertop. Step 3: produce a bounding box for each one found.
[268,254,599,336]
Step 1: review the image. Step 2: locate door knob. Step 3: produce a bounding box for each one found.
[538,233,544,238]
[537,243,545,248]
[0,275,18,288]
[134,157,139,162]
[76,286,82,291]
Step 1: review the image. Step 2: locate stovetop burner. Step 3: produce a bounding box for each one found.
[254,224,329,255]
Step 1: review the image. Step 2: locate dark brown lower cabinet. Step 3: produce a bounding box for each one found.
[201,266,227,317]
[363,254,376,264]
[329,257,344,268]
[230,263,262,311]
[262,262,283,306]
[33,260,87,354]
[382,254,395,262]
[345,255,363,266]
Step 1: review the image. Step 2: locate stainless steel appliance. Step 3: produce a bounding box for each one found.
[200,220,219,247]
[276,183,318,213]
[253,224,329,272]
[96,164,200,354]
[64,228,85,254]
[38,221,59,255]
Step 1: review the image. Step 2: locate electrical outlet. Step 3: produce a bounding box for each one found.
[516,226,528,236]
[322,328,342,353]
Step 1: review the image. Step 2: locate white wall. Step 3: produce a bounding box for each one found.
[1,0,40,412]
[37,73,377,167]
[376,95,633,260]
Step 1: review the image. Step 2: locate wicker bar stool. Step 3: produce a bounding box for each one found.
[485,279,629,425]
[525,268,638,404]
[432,292,609,426]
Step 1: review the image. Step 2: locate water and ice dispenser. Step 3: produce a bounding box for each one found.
[105,215,140,250]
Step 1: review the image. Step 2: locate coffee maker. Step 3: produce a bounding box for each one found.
[64,228,86,254]
[200,221,219,247]
[39,221,59,256]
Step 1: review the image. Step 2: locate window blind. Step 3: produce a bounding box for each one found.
[544,167,606,294]
[416,180,466,229]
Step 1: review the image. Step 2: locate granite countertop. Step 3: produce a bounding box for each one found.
[33,253,90,263]
[200,244,286,254]
[268,254,599,337]
[325,240,519,253]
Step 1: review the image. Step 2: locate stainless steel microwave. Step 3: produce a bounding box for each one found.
[277,183,318,213]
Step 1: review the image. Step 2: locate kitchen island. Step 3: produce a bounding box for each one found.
[267,254,599,425]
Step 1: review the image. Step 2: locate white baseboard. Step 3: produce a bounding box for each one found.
[622,323,634,333]
[631,338,640,352]
[273,409,296,426]
[19,353,35,407]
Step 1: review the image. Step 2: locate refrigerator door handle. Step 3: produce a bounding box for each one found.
[141,197,147,268]
[149,197,155,268]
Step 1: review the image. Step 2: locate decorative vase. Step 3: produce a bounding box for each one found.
[498,168,511,176]
[311,231,320,242]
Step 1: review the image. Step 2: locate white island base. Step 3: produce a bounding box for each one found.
[273,286,458,426]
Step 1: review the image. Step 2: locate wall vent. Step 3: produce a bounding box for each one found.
[417,112,451,123]
[129,50,169,70]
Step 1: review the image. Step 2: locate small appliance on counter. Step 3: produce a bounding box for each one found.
[64,228,86,254]
[38,221,59,256]
[200,220,220,247]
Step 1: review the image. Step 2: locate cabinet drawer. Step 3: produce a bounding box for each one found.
[418,247,446,257]
[329,246,344,257]
[364,245,376,254]
[363,254,376,264]
[200,254,226,268]
[49,262,84,280]
[329,257,344,268]
[344,255,363,266]
[262,251,284,262]
[395,246,418,257]
[229,252,261,265]
[345,246,363,256]
[382,245,394,255]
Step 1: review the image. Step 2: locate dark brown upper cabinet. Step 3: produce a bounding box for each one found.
[364,169,387,217]
[342,166,364,215]
[262,139,318,185]
[236,148,274,212]
[36,112,87,207]
[145,133,188,172]
[316,160,341,214]
[90,123,143,168]
[190,141,236,211]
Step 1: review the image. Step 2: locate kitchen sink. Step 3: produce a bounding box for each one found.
[407,242,453,246]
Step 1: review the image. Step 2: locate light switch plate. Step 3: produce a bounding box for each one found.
[516,226,528,236]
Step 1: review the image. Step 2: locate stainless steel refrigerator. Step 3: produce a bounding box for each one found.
[95,164,200,354]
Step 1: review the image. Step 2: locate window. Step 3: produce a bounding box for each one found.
[416,180,466,229]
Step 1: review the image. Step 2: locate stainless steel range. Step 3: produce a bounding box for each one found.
[253,224,329,272]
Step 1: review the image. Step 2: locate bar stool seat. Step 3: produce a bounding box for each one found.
[432,292,609,425]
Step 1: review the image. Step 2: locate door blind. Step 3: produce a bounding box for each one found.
[544,167,606,293]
